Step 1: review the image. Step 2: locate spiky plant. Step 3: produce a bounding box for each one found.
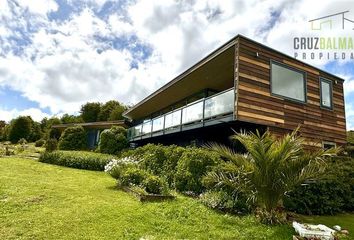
[204,128,339,224]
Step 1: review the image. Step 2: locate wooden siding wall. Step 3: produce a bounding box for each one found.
[235,37,346,148]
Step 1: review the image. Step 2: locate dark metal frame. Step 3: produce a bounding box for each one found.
[129,88,234,141]
[270,60,307,104]
[319,77,334,110]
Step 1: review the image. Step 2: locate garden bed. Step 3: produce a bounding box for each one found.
[122,186,176,202]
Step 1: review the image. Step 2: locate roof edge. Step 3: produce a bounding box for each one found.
[123,34,345,119]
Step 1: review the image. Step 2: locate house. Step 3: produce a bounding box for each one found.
[52,120,127,149]
[123,35,346,150]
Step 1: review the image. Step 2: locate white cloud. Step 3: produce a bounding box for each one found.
[16,0,58,15]
[0,107,50,122]
[0,0,353,127]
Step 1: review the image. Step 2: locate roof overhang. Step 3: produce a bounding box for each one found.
[52,120,128,130]
[123,34,345,121]
[123,39,236,120]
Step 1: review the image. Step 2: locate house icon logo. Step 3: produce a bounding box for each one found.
[309,11,354,30]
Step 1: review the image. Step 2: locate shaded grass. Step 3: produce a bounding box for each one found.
[1,157,293,239]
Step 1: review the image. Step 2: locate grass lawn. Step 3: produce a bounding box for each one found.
[0,157,352,239]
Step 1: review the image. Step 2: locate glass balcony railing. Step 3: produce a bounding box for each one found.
[204,89,234,118]
[182,100,203,124]
[128,88,234,140]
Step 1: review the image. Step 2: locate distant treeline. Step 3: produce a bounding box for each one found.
[0,100,127,143]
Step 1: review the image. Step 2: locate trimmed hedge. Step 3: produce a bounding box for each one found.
[58,126,87,150]
[284,156,354,215]
[98,126,128,154]
[39,150,113,171]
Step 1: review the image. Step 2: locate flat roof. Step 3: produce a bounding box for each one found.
[52,120,127,129]
[123,34,345,120]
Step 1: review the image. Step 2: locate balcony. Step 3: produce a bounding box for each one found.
[127,88,234,141]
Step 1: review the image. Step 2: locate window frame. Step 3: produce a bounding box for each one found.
[322,141,336,149]
[270,60,307,104]
[319,77,333,110]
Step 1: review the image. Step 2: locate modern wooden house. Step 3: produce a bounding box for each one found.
[123,35,346,149]
[52,120,127,149]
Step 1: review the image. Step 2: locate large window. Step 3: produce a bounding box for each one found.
[271,61,306,102]
[320,78,333,109]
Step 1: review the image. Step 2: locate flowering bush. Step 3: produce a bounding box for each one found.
[105,157,138,180]
[105,156,169,195]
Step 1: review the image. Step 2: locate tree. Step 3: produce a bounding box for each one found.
[8,116,33,143]
[108,105,127,121]
[28,122,43,142]
[60,114,83,124]
[58,126,87,150]
[41,117,61,132]
[204,128,338,224]
[80,102,101,122]
[98,100,126,121]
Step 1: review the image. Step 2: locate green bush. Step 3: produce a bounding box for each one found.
[199,190,251,214]
[175,148,220,194]
[45,139,57,152]
[345,145,354,158]
[98,126,128,154]
[122,144,185,186]
[202,161,252,214]
[105,157,169,195]
[35,139,46,147]
[48,128,61,140]
[17,138,27,145]
[39,150,113,171]
[143,175,165,194]
[284,156,354,215]
[58,126,87,150]
[120,167,149,186]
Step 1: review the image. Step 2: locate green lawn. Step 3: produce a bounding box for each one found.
[0,157,351,240]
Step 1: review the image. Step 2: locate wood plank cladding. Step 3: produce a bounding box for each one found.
[235,36,346,147]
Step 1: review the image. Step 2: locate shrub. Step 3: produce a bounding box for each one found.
[105,157,169,195]
[18,138,27,145]
[175,148,220,194]
[98,126,128,155]
[142,175,165,194]
[345,145,354,158]
[284,156,354,215]
[49,128,61,140]
[199,190,251,214]
[122,144,185,187]
[120,167,149,186]
[39,150,113,171]
[45,139,57,152]
[35,139,46,147]
[58,126,87,150]
[104,157,138,179]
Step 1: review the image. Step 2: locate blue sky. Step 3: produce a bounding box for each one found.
[0,0,354,129]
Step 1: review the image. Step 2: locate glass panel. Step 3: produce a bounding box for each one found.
[165,109,181,129]
[142,121,152,135]
[133,125,142,137]
[204,90,234,118]
[271,63,305,102]
[321,80,332,108]
[182,101,203,124]
[152,116,164,132]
